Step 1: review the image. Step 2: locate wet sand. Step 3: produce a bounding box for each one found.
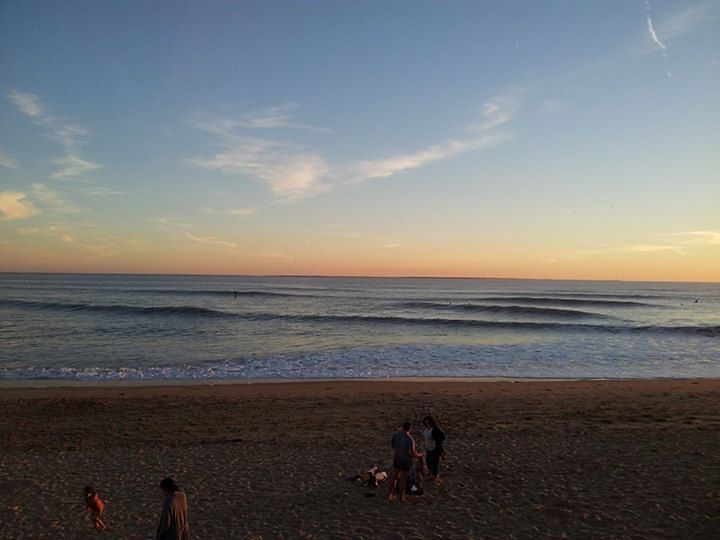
[1,379,719,539]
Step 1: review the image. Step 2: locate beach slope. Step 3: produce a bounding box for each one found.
[1,379,718,538]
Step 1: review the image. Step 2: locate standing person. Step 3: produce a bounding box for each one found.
[83,486,106,531]
[156,478,190,540]
[423,415,446,484]
[387,421,424,501]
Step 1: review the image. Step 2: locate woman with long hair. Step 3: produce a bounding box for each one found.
[156,478,190,540]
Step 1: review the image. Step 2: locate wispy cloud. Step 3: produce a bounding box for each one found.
[622,231,720,254]
[180,225,294,260]
[82,185,124,197]
[192,103,329,135]
[627,243,681,253]
[185,233,237,249]
[191,138,330,200]
[242,104,298,129]
[50,124,89,148]
[228,207,258,217]
[663,230,720,246]
[17,223,121,257]
[7,91,103,179]
[190,93,518,200]
[31,183,85,214]
[313,227,406,251]
[0,151,19,169]
[8,91,44,118]
[242,103,329,132]
[567,230,720,259]
[469,95,517,131]
[190,108,333,200]
[51,155,104,179]
[0,191,40,221]
[150,217,192,230]
[349,134,508,182]
[346,94,516,183]
[202,207,260,217]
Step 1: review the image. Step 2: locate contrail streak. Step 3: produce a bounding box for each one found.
[647,16,667,50]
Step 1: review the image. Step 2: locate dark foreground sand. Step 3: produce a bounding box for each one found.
[1,379,719,539]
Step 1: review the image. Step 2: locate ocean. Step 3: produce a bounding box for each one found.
[1,273,718,380]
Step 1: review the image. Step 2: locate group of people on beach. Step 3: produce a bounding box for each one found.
[83,418,443,536]
[387,415,446,501]
[83,477,189,539]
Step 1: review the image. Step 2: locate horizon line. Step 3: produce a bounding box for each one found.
[0,271,717,285]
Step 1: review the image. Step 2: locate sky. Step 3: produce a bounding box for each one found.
[1,0,719,281]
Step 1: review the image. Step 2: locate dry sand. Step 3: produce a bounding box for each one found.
[1,379,719,539]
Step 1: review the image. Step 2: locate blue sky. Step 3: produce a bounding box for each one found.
[1,1,719,280]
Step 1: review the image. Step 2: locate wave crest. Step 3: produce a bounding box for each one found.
[2,299,717,336]
[397,301,606,318]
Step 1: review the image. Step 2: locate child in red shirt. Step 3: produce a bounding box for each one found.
[83,486,107,531]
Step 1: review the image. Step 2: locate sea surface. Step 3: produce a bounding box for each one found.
[1,273,718,380]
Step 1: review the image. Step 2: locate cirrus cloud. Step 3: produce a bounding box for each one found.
[189,93,518,200]
[185,233,237,249]
[7,91,103,179]
[0,191,40,221]
[190,138,330,200]
[0,151,19,169]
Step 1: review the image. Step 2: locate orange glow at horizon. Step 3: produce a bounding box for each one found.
[2,235,718,283]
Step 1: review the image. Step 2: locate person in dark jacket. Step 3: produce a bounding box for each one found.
[156,478,189,540]
[422,415,446,484]
[388,421,424,501]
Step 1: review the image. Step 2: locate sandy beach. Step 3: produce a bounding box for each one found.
[1,379,718,539]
